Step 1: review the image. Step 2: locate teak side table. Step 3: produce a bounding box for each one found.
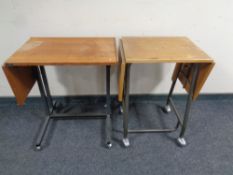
[118,37,215,147]
[3,37,118,150]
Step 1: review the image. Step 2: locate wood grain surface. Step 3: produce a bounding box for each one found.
[5,37,118,65]
[122,37,213,63]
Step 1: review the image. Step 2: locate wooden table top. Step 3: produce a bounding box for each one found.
[121,37,213,63]
[5,37,118,66]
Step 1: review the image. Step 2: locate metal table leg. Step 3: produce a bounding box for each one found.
[164,64,183,113]
[105,65,112,148]
[39,66,54,111]
[122,64,131,147]
[177,64,200,147]
[35,66,52,150]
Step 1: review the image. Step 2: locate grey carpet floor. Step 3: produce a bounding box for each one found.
[0,97,233,175]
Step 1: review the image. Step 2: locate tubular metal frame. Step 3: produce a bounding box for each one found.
[122,63,200,147]
[35,65,112,150]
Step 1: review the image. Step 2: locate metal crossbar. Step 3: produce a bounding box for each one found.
[122,63,200,147]
[35,66,112,150]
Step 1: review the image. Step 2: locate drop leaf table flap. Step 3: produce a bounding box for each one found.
[2,65,36,105]
[172,62,215,101]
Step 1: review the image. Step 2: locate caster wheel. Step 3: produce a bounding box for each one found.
[119,105,123,114]
[106,142,112,148]
[53,101,57,108]
[177,137,187,147]
[163,105,171,113]
[36,145,42,150]
[122,138,130,147]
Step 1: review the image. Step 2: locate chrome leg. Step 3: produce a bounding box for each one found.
[177,64,200,147]
[164,64,183,113]
[122,64,131,147]
[105,65,112,148]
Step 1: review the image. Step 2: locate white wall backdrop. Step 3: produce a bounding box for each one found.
[0,0,233,96]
